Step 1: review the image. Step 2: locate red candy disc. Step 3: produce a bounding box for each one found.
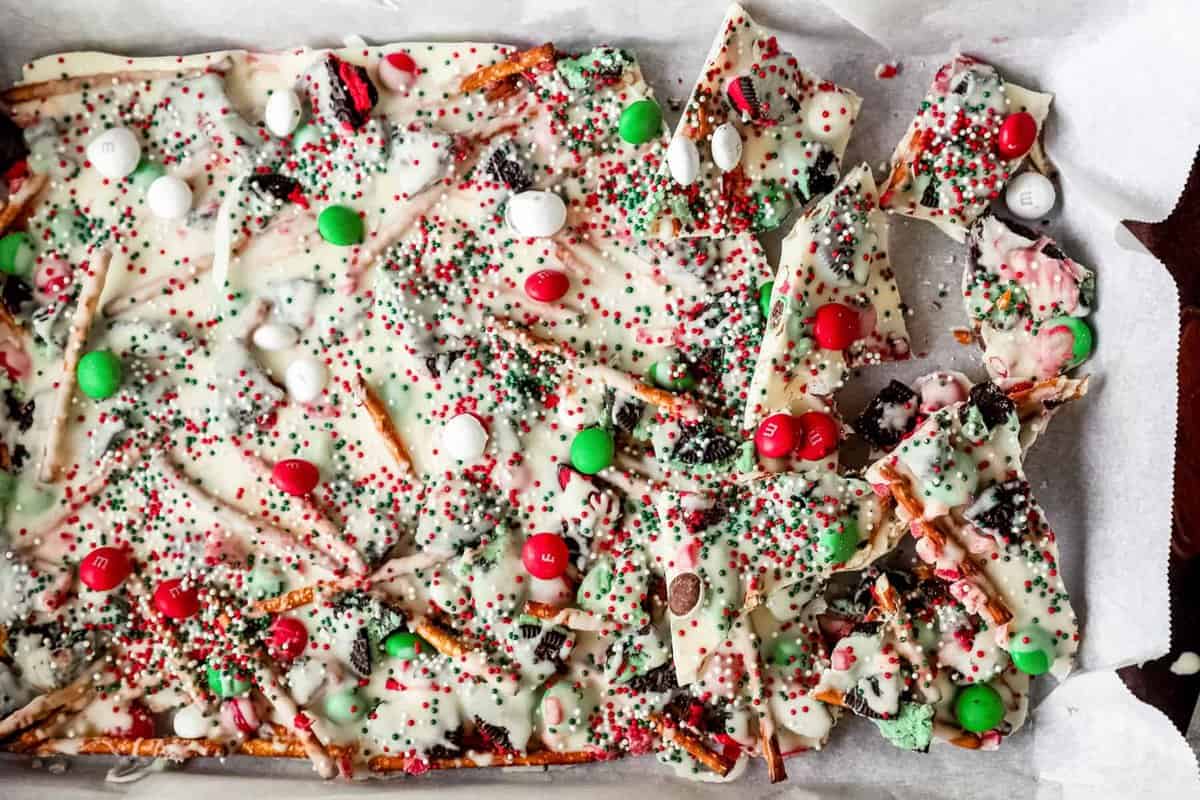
[271,458,319,497]
[153,578,201,620]
[813,303,860,350]
[521,532,570,580]
[267,616,309,662]
[754,413,797,459]
[385,52,417,75]
[796,411,840,461]
[79,546,131,591]
[524,269,570,303]
[997,112,1037,160]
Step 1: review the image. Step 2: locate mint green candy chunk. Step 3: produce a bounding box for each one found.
[618,99,663,145]
[318,205,364,246]
[130,159,166,193]
[206,665,251,697]
[323,688,367,723]
[76,351,122,399]
[570,427,614,475]
[0,232,34,277]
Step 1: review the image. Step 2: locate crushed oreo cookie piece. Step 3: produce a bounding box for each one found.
[326,55,379,130]
[474,717,512,751]
[245,173,301,203]
[670,420,739,465]
[964,381,1015,429]
[485,143,532,193]
[964,479,1030,540]
[4,389,34,433]
[628,662,678,694]
[0,113,28,176]
[349,627,372,676]
[853,380,918,450]
[534,629,568,662]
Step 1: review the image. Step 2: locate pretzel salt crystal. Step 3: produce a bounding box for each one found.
[878,464,1013,627]
[354,374,415,476]
[251,659,336,778]
[0,173,48,236]
[460,44,556,94]
[39,248,115,483]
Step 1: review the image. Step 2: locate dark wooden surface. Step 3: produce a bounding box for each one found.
[1119,149,1200,732]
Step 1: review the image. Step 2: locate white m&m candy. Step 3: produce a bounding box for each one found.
[441,413,488,462]
[146,175,193,219]
[1004,172,1056,220]
[506,191,567,238]
[252,322,300,351]
[285,357,328,404]
[667,135,700,186]
[87,127,141,179]
[265,89,303,137]
[711,123,742,172]
[173,704,214,739]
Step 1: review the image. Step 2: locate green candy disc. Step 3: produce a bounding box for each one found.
[1008,625,1056,676]
[618,99,663,145]
[323,688,367,723]
[129,159,167,193]
[0,232,34,277]
[570,427,614,475]
[246,564,286,600]
[206,665,252,698]
[954,683,1005,733]
[384,631,426,660]
[769,637,809,668]
[1044,315,1094,368]
[818,516,860,564]
[647,362,696,392]
[76,351,122,399]
[318,205,365,246]
[758,281,774,319]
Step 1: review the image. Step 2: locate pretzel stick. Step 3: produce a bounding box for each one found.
[761,719,786,783]
[413,618,471,658]
[878,464,1013,627]
[368,748,604,772]
[2,64,226,105]
[489,316,698,417]
[343,186,443,293]
[250,551,449,616]
[250,659,335,779]
[39,249,114,482]
[523,601,613,632]
[932,721,982,750]
[354,374,414,475]
[26,436,153,538]
[239,451,368,576]
[102,256,213,318]
[460,44,556,93]
[0,173,48,235]
[32,736,227,758]
[154,453,342,575]
[0,660,105,740]
[651,712,735,777]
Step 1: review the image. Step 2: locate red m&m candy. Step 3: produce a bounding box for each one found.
[521,532,569,580]
[997,112,1037,160]
[153,578,201,620]
[271,458,319,497]
[267,616,309,663]
[524,269,570,303]
[813,303,860,350]
[79,546,131,591]
[754,413,797,458]
[796,411,840,461]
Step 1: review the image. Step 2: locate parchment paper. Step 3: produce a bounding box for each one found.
[1,0,1197,797]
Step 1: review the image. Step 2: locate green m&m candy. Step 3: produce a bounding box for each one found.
[758,281,774,319]
[0,232,34,277]
[769,636,809,668]
[954,683,1005,733]
[129,159,167,193]
[1008,625,1057,676]
[76,350,122,399]
[318,205,364,246]
[1043,315,1094,368]
[618,99,663,145]
[384,631,426,661]
[570,427,614,475]
[206,665,251,697]
[323,688,367,723]
[818,516,860,565]
[246,563,286,600]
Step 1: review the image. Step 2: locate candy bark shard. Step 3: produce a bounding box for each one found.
[744,165,909,435]
[638,3,861,239]
[866,388,1078,678]
[879,54,1052,241]
[964,214,1096,388]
